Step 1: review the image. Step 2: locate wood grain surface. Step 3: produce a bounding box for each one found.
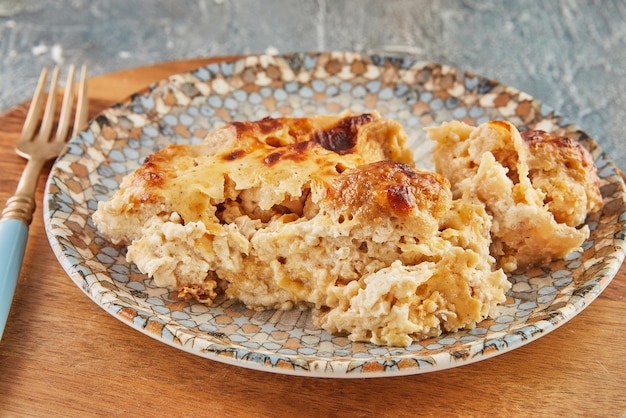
[0,58,624,417]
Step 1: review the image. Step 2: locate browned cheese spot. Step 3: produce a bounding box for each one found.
[311,113,374,154]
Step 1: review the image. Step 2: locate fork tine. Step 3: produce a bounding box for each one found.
[71,65,88,138]
[54,65,76,142]
[37,66,60,143]
[19,67,49,143]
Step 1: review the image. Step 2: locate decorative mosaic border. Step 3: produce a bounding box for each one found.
[44,52,626,377]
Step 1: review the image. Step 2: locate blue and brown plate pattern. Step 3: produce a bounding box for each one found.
[44,52,626,377]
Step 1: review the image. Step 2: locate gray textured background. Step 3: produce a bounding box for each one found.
[1,0,624,169]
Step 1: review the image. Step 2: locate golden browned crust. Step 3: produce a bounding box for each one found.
[330,161,449,217]
[93,112,415,244]
[327,161,451,242]
[521,129,603,226]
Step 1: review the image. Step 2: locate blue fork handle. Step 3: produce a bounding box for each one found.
[0,219,28,340]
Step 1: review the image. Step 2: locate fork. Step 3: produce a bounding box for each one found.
[0,65,88,340]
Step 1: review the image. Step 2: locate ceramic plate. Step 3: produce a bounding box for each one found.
[44,52,626,377]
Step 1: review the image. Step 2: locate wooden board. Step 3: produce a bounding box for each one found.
[0,57,625,417]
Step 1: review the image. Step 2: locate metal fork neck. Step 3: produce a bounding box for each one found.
[0,158,44,225]
[0,195,36,225]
